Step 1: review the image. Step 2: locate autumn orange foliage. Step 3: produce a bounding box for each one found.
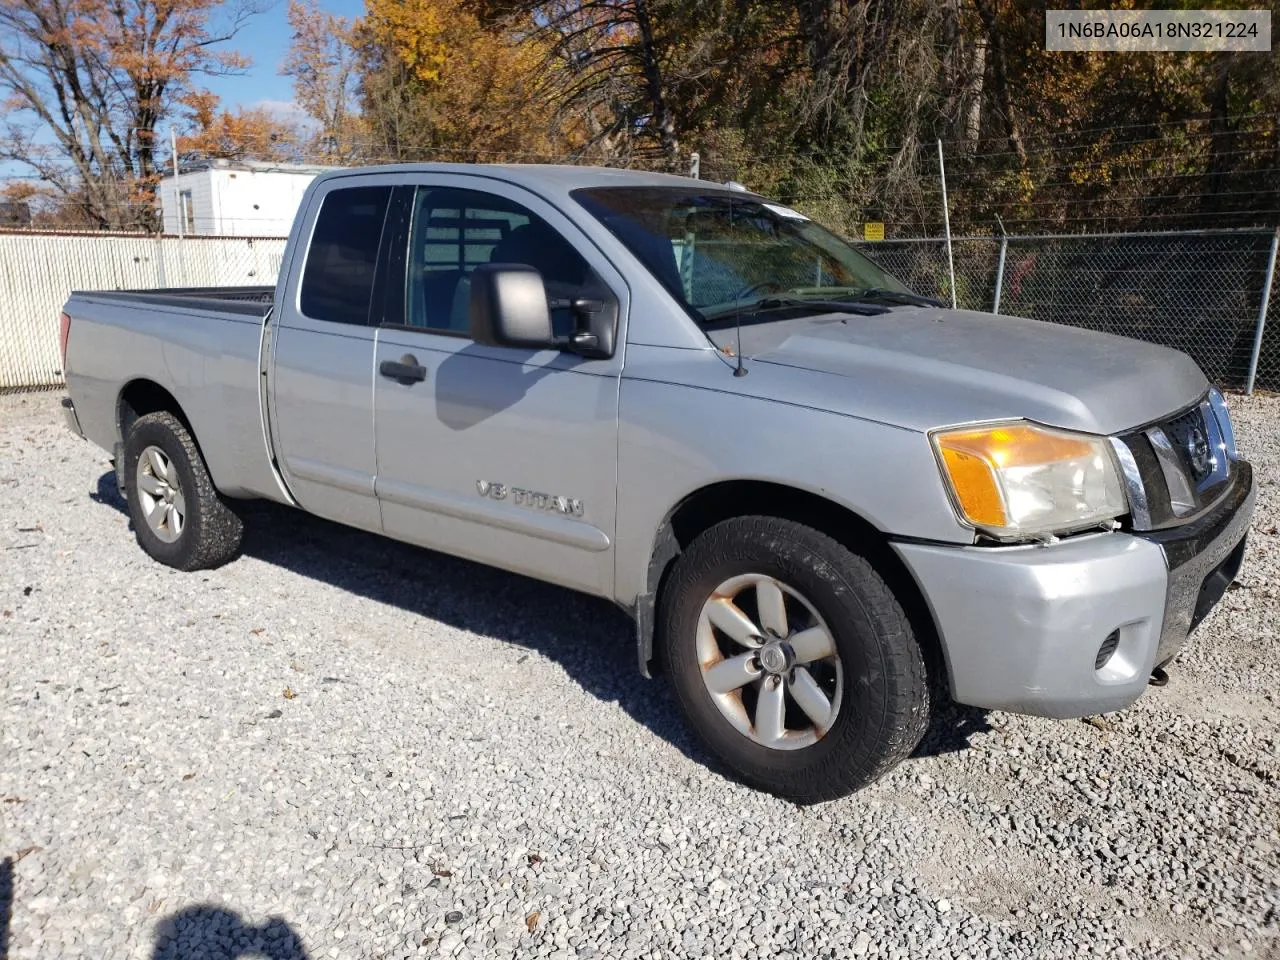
[176,92,307,163]
[356,0,564,160]
[0,0,257,228]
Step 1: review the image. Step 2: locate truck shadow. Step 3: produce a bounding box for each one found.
[1,857,12,960]
[150,905,308,959]
[93,473,989,781]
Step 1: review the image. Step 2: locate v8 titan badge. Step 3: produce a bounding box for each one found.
[477,479,584,517]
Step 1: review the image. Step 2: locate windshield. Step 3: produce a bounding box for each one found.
[572,186,913,323]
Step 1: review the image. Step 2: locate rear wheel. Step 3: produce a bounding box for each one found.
[659,516,929,802]
[123,411,243,571]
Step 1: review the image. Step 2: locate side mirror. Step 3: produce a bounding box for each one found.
[469,263,557,349]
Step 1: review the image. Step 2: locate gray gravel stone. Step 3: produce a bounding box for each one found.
[0,389,1277,959]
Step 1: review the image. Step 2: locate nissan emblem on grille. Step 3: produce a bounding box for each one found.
[1185,422,1212,479]
[1166,407,1215,484]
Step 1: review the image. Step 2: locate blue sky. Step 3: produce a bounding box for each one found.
[0,0,363,184]
[203,0,365,114]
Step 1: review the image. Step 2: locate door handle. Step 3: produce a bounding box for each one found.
[380,354,427,385]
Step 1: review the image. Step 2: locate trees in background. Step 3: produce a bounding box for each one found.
[0,0,259,229]
[283,0,363,162]
[0,0,1275,233]
[176,92,309,164]
[354,0,558,161]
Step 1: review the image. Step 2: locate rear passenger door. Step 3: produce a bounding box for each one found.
[372,177,628,598]
[268,178,392,531]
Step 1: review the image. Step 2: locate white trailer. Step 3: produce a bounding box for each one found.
[159,160,335,237]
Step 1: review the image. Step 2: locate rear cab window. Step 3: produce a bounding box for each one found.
[300,186,393,325]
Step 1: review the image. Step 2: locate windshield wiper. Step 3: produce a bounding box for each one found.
[847,288,945,308]
[702,296,888,324]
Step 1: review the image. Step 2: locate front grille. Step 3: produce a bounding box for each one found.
[1115,394,1234,530]
[1163,406,1217,487]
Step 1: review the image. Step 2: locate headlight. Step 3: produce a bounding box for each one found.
[932,421,1127,540]
[1207,387,1238,461]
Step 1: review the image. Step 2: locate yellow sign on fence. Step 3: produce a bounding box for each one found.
[863,222,885,242]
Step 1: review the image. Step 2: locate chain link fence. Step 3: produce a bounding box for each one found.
[0,232,286,390]
[1,225,1278,393]
[854,227,1280,392]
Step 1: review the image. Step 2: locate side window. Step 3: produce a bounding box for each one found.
[300,186,392,326]
[403,187,592,335]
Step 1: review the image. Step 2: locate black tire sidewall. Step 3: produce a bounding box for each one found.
[660,517,925,798]
[123,415,206,569]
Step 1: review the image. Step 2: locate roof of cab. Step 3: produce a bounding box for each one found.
[311,162,736,197]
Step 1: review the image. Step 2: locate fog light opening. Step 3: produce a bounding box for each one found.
[1094,630,1120,672]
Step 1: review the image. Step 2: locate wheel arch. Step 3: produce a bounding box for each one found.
[115,380,205,490]
[637,479,948,698]
[117,379,196,444]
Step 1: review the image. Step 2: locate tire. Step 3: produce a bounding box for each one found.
[122,411,244,571]
[658,516,929,802]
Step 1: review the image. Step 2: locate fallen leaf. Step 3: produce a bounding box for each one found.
[181,773,195,781]
[1082,716,1110,732]
[525,911,540,933]
[250,627,265,636]
[2,796,26,803]
[283,687,296,700]
[527,853,544,866]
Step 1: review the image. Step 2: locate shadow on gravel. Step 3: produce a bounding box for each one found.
[151,905,308,959]
[93,471,706,765]
[93,472,987,777]
[910,702,994,758]
[1,856,12,960]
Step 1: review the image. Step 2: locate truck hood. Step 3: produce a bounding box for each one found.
[706,307,1208,435]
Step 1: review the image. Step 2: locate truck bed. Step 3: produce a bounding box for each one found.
[63,283,284,504]
[69,285,276,318]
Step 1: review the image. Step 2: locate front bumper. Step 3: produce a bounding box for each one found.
[893,462,1254,718]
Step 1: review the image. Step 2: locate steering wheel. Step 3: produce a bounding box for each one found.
[728,280,785,302]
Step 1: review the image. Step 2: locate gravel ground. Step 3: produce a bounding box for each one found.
[1,389,1278,960]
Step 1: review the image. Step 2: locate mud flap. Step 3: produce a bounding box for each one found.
[113,441,126,497]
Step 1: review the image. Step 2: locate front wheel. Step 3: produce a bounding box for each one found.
[123,411,244,571]
[659,516,929,802]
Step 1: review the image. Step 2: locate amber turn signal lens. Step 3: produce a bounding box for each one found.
[932,422,1125,537]
[938,444,1007,527]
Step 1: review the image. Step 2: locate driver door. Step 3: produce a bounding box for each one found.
[372,176,629,598]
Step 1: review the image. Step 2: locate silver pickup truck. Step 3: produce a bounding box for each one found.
[61,164,1255,800]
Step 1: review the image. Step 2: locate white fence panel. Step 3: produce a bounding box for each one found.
[0,232,286,390]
